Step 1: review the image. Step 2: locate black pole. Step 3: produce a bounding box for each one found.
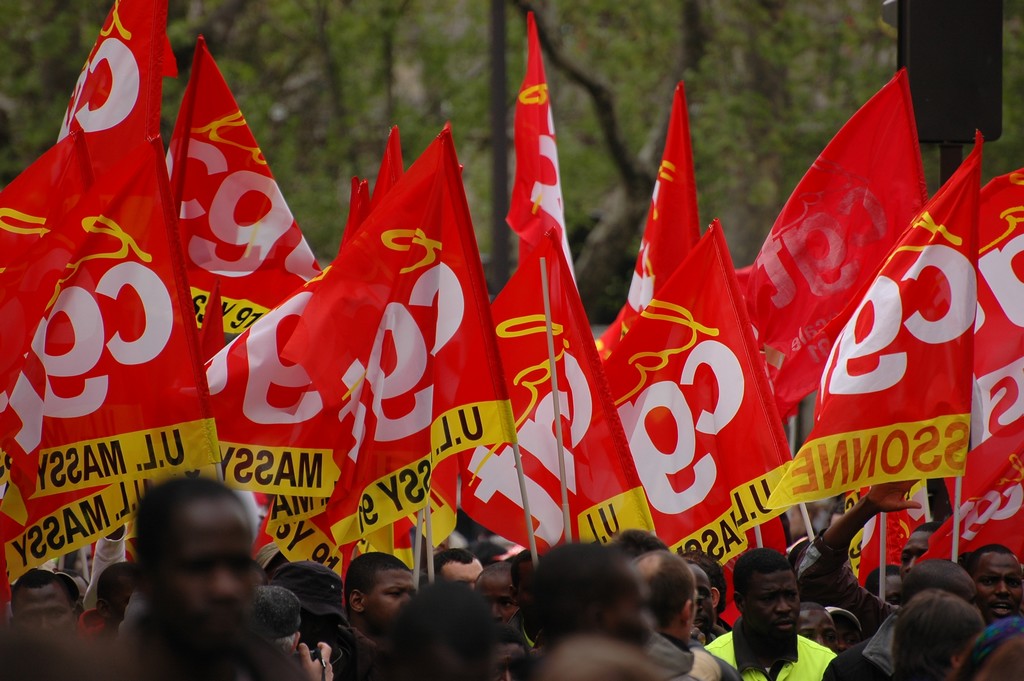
[938,143,963,187]
[489,0,510,294]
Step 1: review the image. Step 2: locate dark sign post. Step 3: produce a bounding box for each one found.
[897,0,1003,184]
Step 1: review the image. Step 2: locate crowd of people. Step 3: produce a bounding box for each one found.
[3,479,1023,681]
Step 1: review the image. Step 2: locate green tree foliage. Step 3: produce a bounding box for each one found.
[0,0,1021,321]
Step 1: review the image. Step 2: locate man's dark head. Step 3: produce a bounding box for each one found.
[345,552,415,641]
[476,561,517,623]
[634,551,694,639]
[733,548,799,643]
[271,560,346,649]
[797,602,838,652]
[434,548,483,586]
[379,582,495,681]
[826,607,862,653]
[901,559,976,605]
[680,548,727,616]
[10,569,79,633]
[963,544,1023,624]
[865,564,902,606]
[901,520,942,579]
[893,589,985,681]
[533,542,649,647]
[610,529,668,559]
[509,550,537,625]
[96,561,139,629]
[135,477,257,654]
[687,562,716,641]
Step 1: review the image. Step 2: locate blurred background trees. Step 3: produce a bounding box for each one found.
[1,0,1022,321]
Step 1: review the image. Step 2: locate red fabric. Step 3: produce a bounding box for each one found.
[507,12,573,272]
[58,0,174,178]
[462,231,649,550]
[746,70,927,418]
[603,221,791,561]
[277,127,516,545]
[1,140,218,580]
[770,135,981,507]
[198,279,226,362]
[168,37,320,335]
[598,83,701,360]
[370,126,404,211]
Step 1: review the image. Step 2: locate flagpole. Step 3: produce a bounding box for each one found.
[425,500,435,584]
[787,414,816,539]
[753,523,763,548]
[539,256,572,543]
[511,441,540,566]
[879,512,887,602]
[921,481,933,522]
[952,476,963,562]
[412,508,425,590]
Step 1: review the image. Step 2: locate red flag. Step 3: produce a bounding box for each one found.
[922,419,1024,561]
[462,231,652,551]
[508,12,574,273]
[598,83,701,359]
[1,140,219,580]
[604,221,791,562]
[769,135,982,508]
[198,280,226,362]
[168,36,320,335]
[58,0,176,177]
[972,169,1024,445]
[278,127,517,545]
[747,70,927,417]
[341,177,371,253]
[846,482,927,584]
[370,126,405,211]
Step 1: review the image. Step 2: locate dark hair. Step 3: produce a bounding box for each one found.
[494,622,528,649]
[799,601,827,613]
[611,529,668,558]
[913,520,943,536]
[96,561,139,603]
[509,549,533,590]
[637,551,694,629]
[434,548,477,577]
[865,565,901,595]
[533,543,637,644]
[345,552,410,607]
[732,548,792,597]
[680,548,728,614]
[468,540,508,566]
[135,478,249,569]
[901,559,975,604]
[479,560,512,582]
[963,544,1018,576]
[948,617,1024,681]
[385,582,495,670]
[893,589,984,681]
[11,569,78,609]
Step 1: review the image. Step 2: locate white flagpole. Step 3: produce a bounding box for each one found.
[753,523,764,548]
[952,476,963,562]
[879,512,887,602]
[412,508,425,590]
[540,256,572,543]
[787,414,816,539]
[511,441,540,566]
[425,500,435,584]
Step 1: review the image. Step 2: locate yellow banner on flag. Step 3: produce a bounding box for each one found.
[577,487,656,544]
[769,414,969,508]
[221,443,339,497]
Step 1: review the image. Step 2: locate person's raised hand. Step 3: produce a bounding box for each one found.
[864,481,922,514]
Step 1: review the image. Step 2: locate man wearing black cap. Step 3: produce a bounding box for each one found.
[251,585,334,681]
[272,560,376,681]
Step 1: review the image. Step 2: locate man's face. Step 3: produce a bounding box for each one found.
[441,559,483,586]
[689,564,716,639]
[797,608,838,652]
[97,578,135,627]
[11,583,77,633]
[883,573,902,606]
[355,569,415,636]
[597,566,651,646]
[477,572,518,623]
[736,570,799,642]
[972,552,1023,624]
[832,617,862,653]
[900,531,932,580]
[513,560,536,623]
[145,497,257,653]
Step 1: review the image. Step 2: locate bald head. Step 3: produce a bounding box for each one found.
[635,551,695,638]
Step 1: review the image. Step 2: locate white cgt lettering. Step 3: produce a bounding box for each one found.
[59,38,140,139]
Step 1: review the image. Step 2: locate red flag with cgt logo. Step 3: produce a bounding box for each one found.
[604,221,791,562]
